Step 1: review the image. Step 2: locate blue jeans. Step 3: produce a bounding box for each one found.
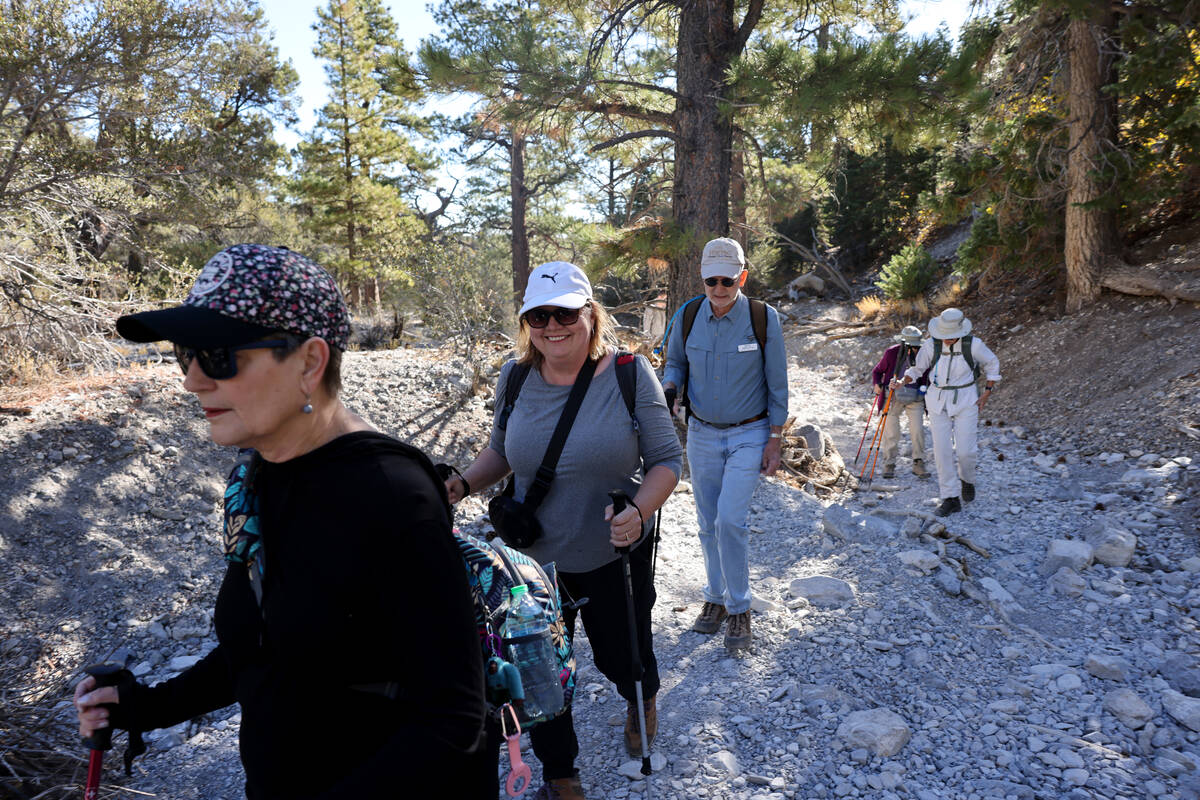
[686,417,768,615]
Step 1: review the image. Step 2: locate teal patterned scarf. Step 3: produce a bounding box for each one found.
[223,449,264,580]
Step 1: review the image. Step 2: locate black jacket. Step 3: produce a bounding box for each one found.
[115,432,487,798]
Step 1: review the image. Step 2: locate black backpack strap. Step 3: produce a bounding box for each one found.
[961,334,979,379]
[677,297,705,415]
[614,351,640,433]
[680,295,703,343]
[522,358,598,510]
[748,298,768,362]
[497,362,532,430]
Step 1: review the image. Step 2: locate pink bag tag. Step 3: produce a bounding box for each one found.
[501,703,532,797]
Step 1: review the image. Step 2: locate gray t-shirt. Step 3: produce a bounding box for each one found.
[489,352,683,573]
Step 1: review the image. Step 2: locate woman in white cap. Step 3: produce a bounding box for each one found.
[871,324,930,479]
[895,308,1001,516]
[445,261,682,800]
[74,244,490,797]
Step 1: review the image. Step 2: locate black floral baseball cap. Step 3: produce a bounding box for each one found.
[117,244,351,350]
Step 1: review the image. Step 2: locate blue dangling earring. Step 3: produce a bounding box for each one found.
[302,395,313,414]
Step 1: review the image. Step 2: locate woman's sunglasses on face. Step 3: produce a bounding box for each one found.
[174,340,291,380]
[523,306,583,328]
[704,276,738,287]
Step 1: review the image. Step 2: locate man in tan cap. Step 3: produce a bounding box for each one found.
[871,325,930,479]
[895,308,1000,516]
[662,237,789,650]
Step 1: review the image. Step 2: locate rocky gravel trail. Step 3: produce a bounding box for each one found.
[1,298,1197,800]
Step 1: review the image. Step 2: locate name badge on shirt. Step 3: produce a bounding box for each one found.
[738,342,759,353]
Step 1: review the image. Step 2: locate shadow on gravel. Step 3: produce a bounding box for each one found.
[0,389,229,685]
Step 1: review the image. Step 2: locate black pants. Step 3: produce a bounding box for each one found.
[532,541,659,779]
[483,541,660,790]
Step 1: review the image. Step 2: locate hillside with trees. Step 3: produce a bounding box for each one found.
[2,0,1197,384]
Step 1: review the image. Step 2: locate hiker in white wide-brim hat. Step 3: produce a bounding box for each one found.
[894,308,1001,517]
[871,325,930,479]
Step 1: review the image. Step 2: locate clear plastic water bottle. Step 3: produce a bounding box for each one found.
[502,584,564,721]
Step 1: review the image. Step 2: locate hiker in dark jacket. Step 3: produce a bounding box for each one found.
[75,244,489,798]
[444,261,682,800]
[871,325,931,479]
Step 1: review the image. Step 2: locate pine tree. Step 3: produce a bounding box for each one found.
[421,0,582,308]
[293,0,430,308]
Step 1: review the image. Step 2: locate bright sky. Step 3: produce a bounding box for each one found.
[258,0,976,151]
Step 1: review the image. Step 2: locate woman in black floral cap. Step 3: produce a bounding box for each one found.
[74,244,489,797]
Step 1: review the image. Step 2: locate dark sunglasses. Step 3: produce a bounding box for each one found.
[704,276,738,287]
[523,306,583,328]
[173,340,291,380]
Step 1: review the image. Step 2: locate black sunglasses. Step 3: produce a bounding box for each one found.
[174,340,291,380]
[704,277,738,287]
[523,306,583,328]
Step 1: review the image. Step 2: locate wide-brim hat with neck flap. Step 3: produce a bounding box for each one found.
[519,261,592,317]
[894,325,923,347]
[928,308,972,340]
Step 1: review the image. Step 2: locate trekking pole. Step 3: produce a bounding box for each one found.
[853,396,877,466]
[863,385,896,484]
[864,386,892,482]
[609,490,654,799]
[81,662,127,800]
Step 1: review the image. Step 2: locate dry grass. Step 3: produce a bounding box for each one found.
[856,294,933,328]
[931,278,967,310]
[855,294,885,321]
[891,296,931,320]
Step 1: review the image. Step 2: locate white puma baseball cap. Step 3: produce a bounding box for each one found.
[519,261,593,316]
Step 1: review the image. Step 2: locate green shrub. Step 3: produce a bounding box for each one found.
[875,244,936,300]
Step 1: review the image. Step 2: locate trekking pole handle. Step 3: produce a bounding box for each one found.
[609,490,632,554]
[82,662,126,751]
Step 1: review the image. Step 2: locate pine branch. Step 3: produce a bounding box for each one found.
[590,129,679,152]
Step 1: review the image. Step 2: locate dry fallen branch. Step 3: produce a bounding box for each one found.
[824,325,890,341]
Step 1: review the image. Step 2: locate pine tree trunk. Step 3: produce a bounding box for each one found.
[730,131,747,250]
[1064,2,1119,313]
[510,129,531,311]
[669,0,737,315]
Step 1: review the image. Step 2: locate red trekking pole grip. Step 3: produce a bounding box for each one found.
[82,662,127,800]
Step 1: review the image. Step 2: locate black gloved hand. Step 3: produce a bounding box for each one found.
[663,387,677,413]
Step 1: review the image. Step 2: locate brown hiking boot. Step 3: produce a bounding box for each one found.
[691,601,728,634]
[881,463,895,479]
[725,611,752,651]
[912,459,929,477]
[624,694,657,756]
[533,775,586,800]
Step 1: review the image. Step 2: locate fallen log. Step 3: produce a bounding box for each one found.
[1101,263,1200,305]
[825,325,889,341]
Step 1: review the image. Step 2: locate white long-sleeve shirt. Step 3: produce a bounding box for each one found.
[905,337,1001,415]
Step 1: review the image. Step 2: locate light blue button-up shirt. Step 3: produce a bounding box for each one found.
[662,293,789,426]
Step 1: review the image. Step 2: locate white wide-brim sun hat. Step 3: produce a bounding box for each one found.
[519,261,593,316]
[928,308,972,339]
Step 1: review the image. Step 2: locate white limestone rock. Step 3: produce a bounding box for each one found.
[1048,567,1087,598]
[898,550,941,574]
[835,708,912,757]
[1040,539,1094,576]
[1103,689,1154,730]
[618,753,668,779]
[1163,690,1200,732]
[1085,653,1132,681]
[708,749,741,776]
[1087,526,1137,568]
[789,575,856,607]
